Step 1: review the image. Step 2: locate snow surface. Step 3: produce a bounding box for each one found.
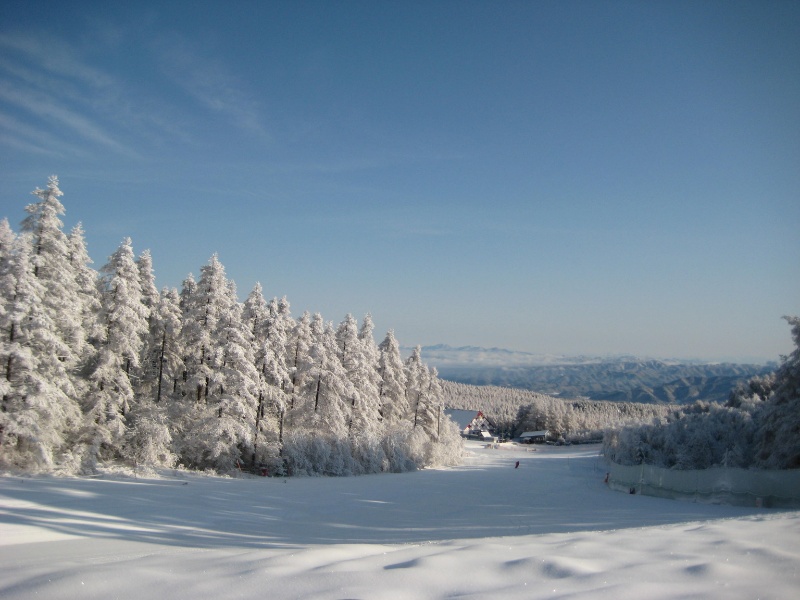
[1,442,798,599]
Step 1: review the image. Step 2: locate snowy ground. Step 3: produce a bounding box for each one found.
[1,442,798,599]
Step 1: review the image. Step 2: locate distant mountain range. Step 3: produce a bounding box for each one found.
[412,345,774,405]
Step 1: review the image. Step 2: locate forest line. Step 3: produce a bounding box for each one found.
[0,177,462,475]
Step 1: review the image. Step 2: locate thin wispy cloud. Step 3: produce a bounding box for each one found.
[0,85,133,156]
[0,33,139,158]
[0,33,114,89]
[0,29,211,161]
[151,35,267,138]
[0,112,69,157]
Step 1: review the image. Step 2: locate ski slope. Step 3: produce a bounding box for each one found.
[1,442,798,599]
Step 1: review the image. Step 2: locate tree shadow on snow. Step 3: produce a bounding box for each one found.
[0,449,767,550]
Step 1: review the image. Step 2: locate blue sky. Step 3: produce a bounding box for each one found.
[1,0,798,362]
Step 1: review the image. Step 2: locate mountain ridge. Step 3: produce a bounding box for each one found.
[409,344,774,405]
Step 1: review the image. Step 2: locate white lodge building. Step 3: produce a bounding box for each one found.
[445,409,496,440]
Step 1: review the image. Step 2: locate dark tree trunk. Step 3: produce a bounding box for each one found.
[252,392,264,465]
[314,375,322,412]
[155,331,166,403]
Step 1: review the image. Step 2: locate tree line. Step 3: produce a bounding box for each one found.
[439,380,671,441]
[603,317,799,470]
[0,177,463,476]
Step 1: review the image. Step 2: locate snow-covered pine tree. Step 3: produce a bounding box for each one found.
[282,315,355,474]
[205,279,263,469]
[0,219,14,333]
[151,288,183,403]
[124,290,180,473]
[417,366,444,438]
[176,273,197,397]
[287,311,313,415]
[178,256,263,471]
[0,233,82,469]
[0,218,14,258]
[243,283,273,460]
[352,314,383,429]
[292,314,352,436]
[377,329,409,424]
[350,314,386,471]
[179,273,197,316]
[256,295,293,460]
[405,345,426,429]
[135,249,162,401]
[66,223,101,370]
[358,314,382,391]
[82,237,149,467]
[20,177,86,401]
[264,296,294,393]
[336,315,380,437]
[333,314,380,471]
[243,284,269,349]
[179,255,232,405]
[137,250,160,314]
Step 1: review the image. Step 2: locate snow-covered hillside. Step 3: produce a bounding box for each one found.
[1,442,797,599]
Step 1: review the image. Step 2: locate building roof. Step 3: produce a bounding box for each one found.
[444,409,483,431]
[519,430,549,438]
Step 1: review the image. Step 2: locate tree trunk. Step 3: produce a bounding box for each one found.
[252,392,263,466]
[314,375,322,412]
[155,330,166,403]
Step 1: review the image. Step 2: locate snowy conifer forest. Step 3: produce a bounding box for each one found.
[0,177,463,476]
[439,380,672,441]
[604,317,800,470]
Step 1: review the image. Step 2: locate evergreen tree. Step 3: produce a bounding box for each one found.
[0,218,15,338]
[405,345,425,428]
[377,329,408,424]
[211,283,262,469]
[295,314,352,437]
[0,218,14,258]
[178,256,264,470]
[337,314,381,436]
[179,255,233,405]
[243,287,270,432]
[124,289,179,472]
[151,288,183,403]
[179,273,197,316]
[20,177,85,376]
[135,249,162,400]
[358,314,381,388]
[287,311,313,415]
[417,366,444,438]
[176,273,197,397]
[82,238,149,466]
[0,234,81,469]
[137,250,160,314]
[66,223,101,366]
[257,295,293,456]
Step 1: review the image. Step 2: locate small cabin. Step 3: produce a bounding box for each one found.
[519,430,549,444]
